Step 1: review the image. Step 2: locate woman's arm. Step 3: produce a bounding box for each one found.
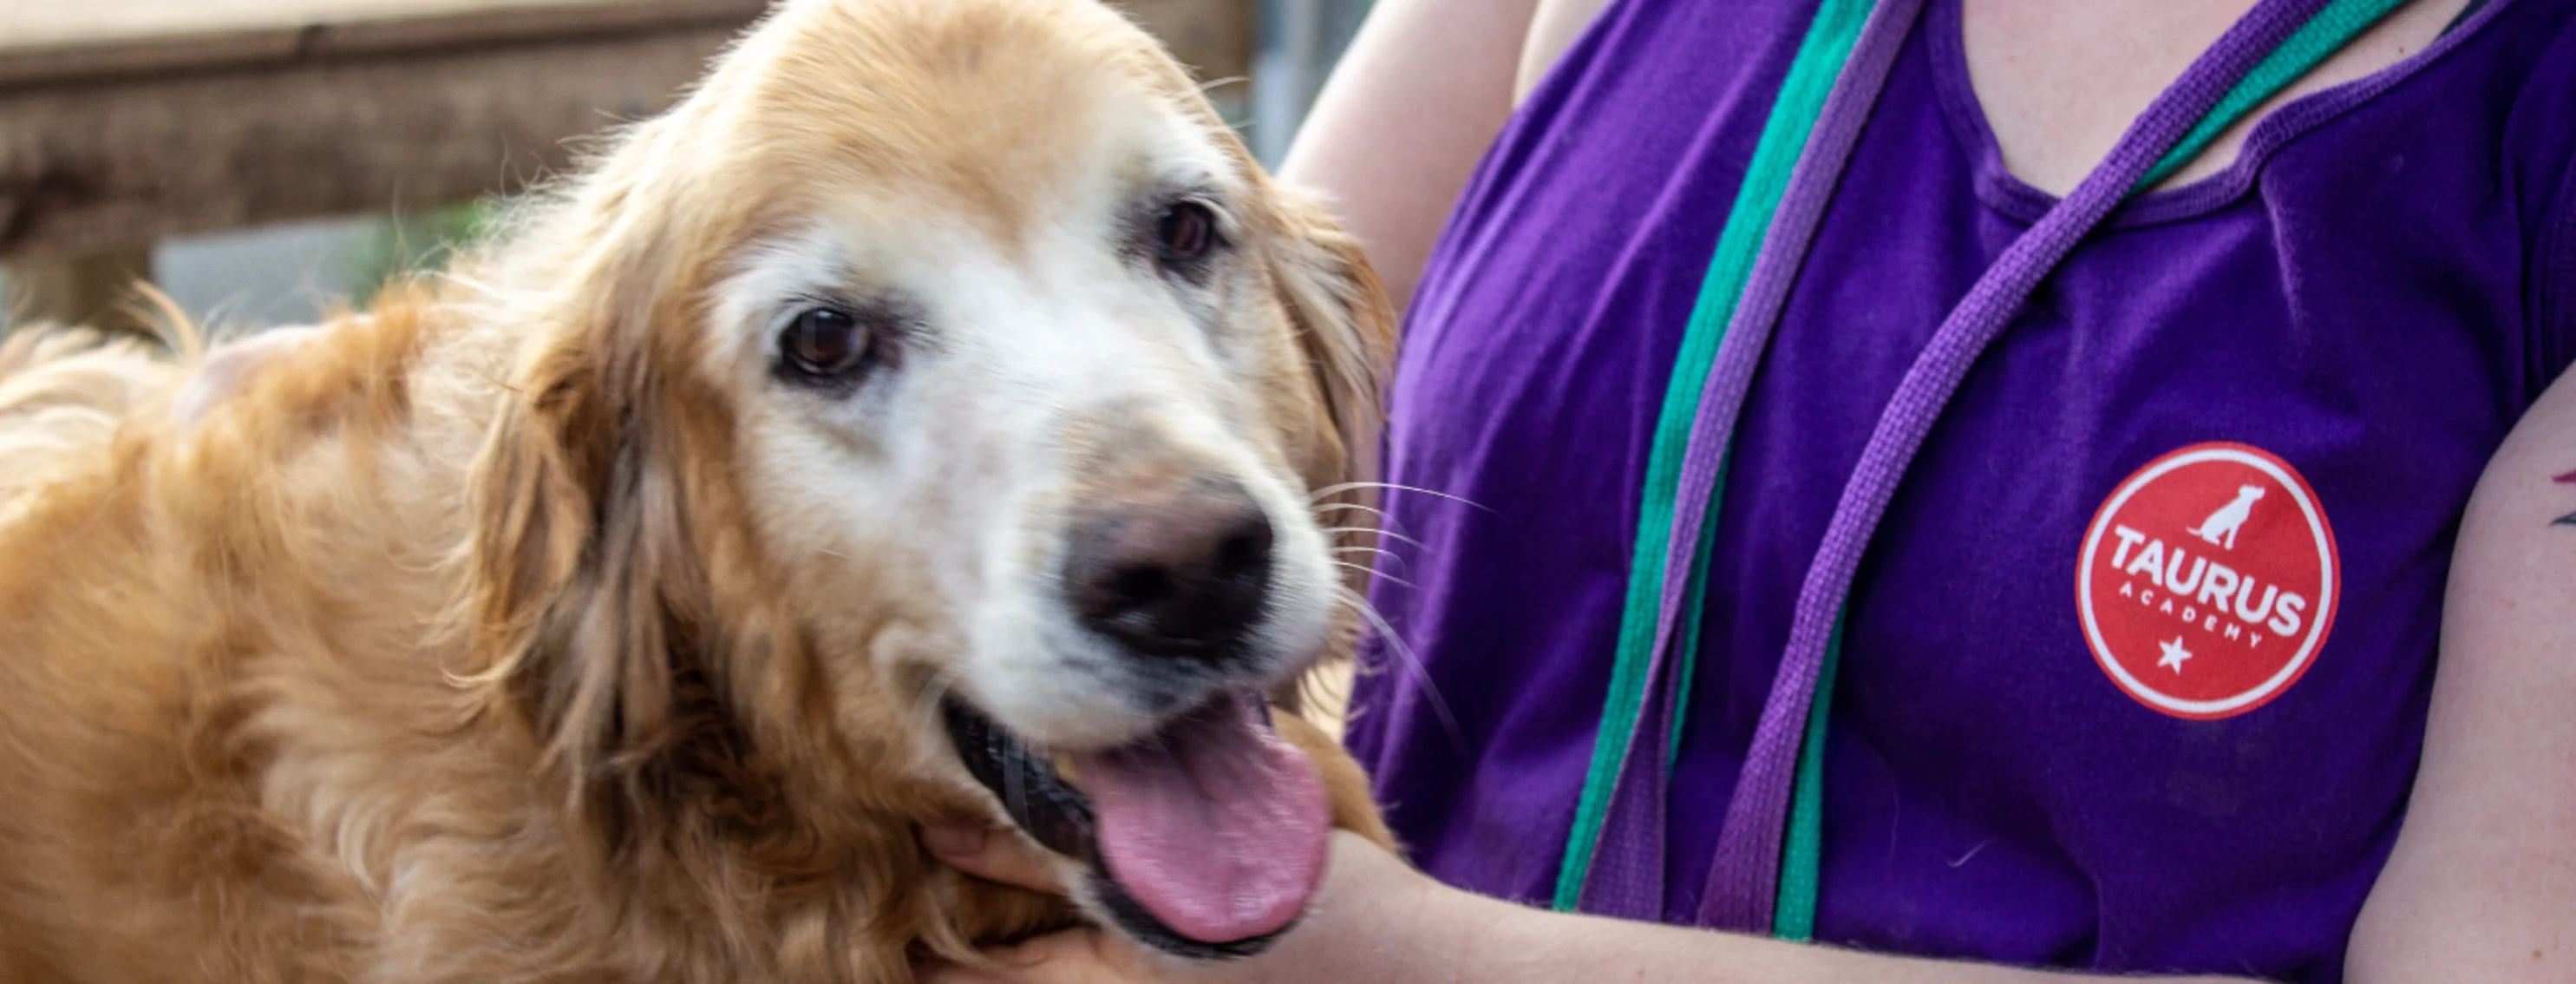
[916,828,2246,984]
[1513,0,1619,103]
[1273,0,1543,314]
[2344,369,2576,979]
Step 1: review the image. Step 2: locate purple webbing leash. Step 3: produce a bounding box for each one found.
[1693,0,2339,930]
[1576,0,1926,922]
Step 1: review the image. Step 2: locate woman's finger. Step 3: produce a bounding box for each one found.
[919,822,1071,895]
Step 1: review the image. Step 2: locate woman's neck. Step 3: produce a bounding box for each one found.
[1965,0,2473,195]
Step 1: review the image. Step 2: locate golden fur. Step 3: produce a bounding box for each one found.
[0,1,1393,980]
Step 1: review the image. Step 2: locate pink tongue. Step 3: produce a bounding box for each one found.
[1065,694,1330,944]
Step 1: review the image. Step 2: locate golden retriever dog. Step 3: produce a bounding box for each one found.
[0,0,1396,979]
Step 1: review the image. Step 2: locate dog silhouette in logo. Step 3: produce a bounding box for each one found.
[2189,484,2266,550]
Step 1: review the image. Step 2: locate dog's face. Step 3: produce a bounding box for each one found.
[713,90,1339,754]
[461,0,1387,961]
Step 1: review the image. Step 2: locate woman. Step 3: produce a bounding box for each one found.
[923,0,2576,979]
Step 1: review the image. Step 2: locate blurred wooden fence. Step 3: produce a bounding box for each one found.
[0,0,1258,328]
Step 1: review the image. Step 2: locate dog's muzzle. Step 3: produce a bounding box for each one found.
[942,691,1328,960]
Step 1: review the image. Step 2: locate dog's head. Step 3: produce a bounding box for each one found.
[455,0,1389,962]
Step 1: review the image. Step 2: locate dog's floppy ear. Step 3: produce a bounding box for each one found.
[1258,186,1396,716]
[1123,41,1391,502]
[1262,187,1395,513]
[467,332,692,790]
[460,137,741,835]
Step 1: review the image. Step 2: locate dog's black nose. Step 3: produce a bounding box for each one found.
[1065,480,1274,661]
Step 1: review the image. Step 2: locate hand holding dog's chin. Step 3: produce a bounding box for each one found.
[918,828,1461,984]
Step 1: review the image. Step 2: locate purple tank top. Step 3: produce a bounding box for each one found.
[1344,0,2576,977]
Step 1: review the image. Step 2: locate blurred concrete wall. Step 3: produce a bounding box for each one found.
[1250,0,1371,167]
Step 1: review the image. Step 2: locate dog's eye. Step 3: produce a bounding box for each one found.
[1152,201,1219,269]
[779,306,871,384]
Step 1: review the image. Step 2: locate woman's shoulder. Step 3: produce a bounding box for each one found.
[1441,0,1830,246]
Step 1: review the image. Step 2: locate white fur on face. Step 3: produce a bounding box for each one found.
[712,104,1337,753]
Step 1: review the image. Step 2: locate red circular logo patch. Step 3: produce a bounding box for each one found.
[2076,443,2339,719]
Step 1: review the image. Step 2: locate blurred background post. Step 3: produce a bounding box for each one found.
[0,0,1371,334]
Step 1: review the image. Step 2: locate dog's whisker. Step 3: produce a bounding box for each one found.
[1308,481,1492,514]
[1194,74,1251,95]
[1309,502,1387,521]
[1331,559,1413,591]
[1311,502,1439,554]
[1332,585,1464,753]
[1320,526,1426,550]
[1330,546,1407,575]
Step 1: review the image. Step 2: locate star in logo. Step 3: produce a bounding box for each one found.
[2158,636,2194,673]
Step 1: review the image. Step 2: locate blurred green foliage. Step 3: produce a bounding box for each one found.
[352,200,504,306]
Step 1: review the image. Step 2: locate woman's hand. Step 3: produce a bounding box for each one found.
[913,825,1453,984]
